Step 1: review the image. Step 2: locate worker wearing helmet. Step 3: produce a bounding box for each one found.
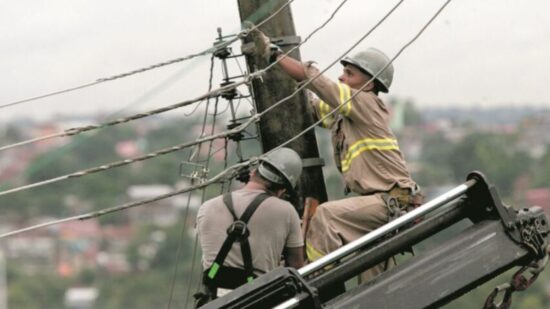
[195,147,304,306]
[247,28,422,282]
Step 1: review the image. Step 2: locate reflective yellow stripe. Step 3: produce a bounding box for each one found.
[306,243,325,261]
[341,138,399,172]
[337,83,352,116]
[319,100,334,128]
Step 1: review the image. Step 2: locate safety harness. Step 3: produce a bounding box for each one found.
[380,186,424,270]
[197,192,270,305]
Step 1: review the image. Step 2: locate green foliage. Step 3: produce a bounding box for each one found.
[99,224,198,308]
[414,132,455,186]
[447,132,531,195]
[8,269,69,308]
[403,99,424,127]
[532,151,550,187]
[3,106,550,308]
[96,271,189,309]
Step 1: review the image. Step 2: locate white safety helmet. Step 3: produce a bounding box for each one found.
[258,147,303,189]
[340,48,394,92]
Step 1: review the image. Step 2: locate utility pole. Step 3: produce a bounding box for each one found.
[237,0,328,212]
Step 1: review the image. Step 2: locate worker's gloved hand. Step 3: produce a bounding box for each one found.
[242,21,283,63]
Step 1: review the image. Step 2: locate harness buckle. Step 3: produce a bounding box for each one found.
[227,220,249,238]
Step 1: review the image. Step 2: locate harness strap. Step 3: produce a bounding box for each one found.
[206,192,270,287]
[223,192,238,220]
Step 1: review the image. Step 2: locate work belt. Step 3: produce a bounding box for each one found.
[380,185,424,259]
[381,185,424,222]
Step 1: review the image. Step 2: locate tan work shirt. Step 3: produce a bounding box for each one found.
[303,62,416,194]
[197,188,303,276]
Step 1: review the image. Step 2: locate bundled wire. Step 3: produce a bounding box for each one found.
[0,0,359,195]
[267,0,453,154]
[0,160,252,239]
[0,0,345,153]
[0,0,453,239]
[167,56,219,308]
[0,77,253,152]
[0,0,295,110]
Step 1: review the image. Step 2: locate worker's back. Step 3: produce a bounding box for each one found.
[197,188,302,276]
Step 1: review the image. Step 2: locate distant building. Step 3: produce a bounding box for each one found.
[525,188,550,217]
[64,287,98,309]
[3,234,56,274]
[126,185,180,226]
[56,220,102,277]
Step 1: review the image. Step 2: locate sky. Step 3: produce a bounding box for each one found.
[1,0,550,122]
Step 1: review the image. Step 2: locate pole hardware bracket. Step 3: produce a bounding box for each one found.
[226,122,244,142]
[241,35,301,56]
[302,157,325,168]
[220,81,238,100]
[179,161,209,184]
[271,35,301,47]
[213,27,232,59]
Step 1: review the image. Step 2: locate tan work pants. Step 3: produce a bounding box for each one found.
[305,193,393,282]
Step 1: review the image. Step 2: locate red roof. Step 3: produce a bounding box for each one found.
[526,188,550,210]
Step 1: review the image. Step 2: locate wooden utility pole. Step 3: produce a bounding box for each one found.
[237,0,328,212]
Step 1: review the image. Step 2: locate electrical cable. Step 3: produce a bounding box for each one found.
[0,0,329,153]
[0,159,253,239]
[153,3,455,283]
[266,0,453,156]
[166,189,197,309]
[181,99,222,308]
[183,55,215,117]
[0,0,295,110]
[0,0,356,195]
[0,0,418,236]
[0,77,250,152]
[168,72,220,308]
[184,233,201,309]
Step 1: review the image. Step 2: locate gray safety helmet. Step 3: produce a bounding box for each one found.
[340,48,394,93]
[258,147,302,189]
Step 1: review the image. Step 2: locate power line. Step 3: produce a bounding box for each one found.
[167,67,219,308]
[0,0,295,110]
[0,120,252,197]
[261,0,404,116]
[0,0,344,153]
[0,56,205,196]
[0,82,101,109]
[185,233,202,309]
[267,0,453,155]
[0,0,414,235]
[0,160,252,239]
[180,99,225,308]
[184,55,216,117]
[0,76,253,152]
[0,0,345,154]
[0,0,386,197]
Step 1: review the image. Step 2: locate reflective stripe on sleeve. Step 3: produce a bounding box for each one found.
[337,82,352,117]
[319,100,335,128]
[341,138,399,172]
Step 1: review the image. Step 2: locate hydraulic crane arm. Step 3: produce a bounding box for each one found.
[201,172,549,309]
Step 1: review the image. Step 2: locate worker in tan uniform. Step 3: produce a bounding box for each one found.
[247,27,422,282]
[195,147,304,306]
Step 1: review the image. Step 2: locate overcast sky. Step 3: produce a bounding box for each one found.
[1,0,549,121]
